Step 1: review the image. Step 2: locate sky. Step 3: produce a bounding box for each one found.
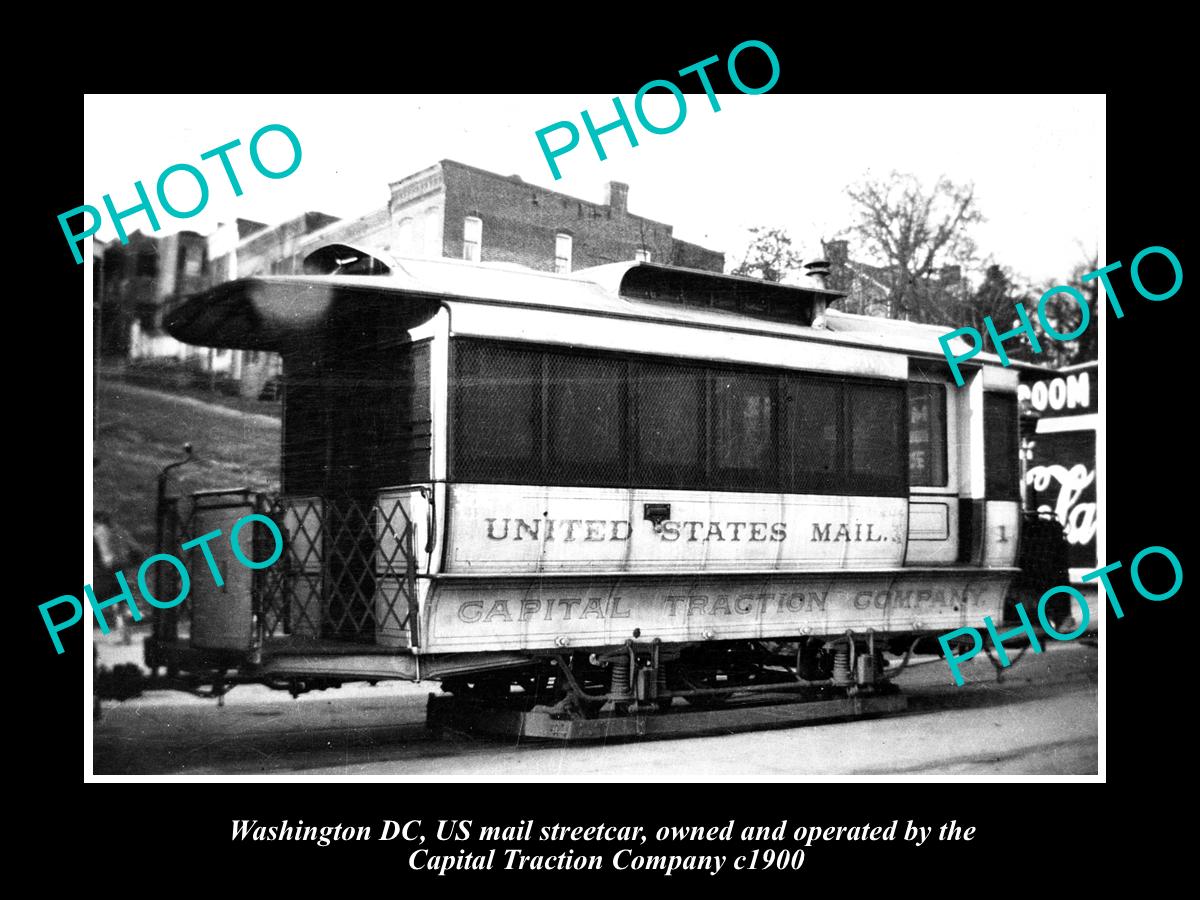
[83,94,1103,285]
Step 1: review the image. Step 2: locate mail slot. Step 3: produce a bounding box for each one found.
[643,503,671,527]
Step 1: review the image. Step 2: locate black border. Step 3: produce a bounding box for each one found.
[28,20,1188,879]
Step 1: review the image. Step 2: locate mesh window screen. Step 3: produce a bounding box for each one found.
[785,376,841,493]
[547,352,626,486]
[712,370,776,488]
[453,342,541,482]
[632,360,706,489]
[847,382,906,496]
[282,339,430,495]
[451,339,908,497]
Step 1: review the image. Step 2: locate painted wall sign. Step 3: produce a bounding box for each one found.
[445,484,908,574]
[1017,370,1095,417]
[1025,431,1097,569]
[423,572,1011,653]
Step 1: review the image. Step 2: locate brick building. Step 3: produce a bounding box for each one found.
[106,159,724,397]
[216,159,724,279]
[408,159,724,272]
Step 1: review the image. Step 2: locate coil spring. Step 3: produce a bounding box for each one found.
[611,656,632,700]
[832,645,852,685]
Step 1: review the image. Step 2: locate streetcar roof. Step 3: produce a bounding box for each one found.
[164,255,1020,368]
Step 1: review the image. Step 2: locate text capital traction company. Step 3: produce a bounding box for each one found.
[457,589,986,625]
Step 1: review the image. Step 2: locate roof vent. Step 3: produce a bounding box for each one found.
[303,243,394,276]
[617,263,841,327]
[804,259,831,288]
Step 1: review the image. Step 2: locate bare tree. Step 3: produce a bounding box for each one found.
[844,172,984,322]
[730,226,805,283]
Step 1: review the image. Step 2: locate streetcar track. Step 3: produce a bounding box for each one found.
[93,645,1097,775]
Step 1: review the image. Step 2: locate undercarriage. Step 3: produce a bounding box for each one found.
[426,635,914,740]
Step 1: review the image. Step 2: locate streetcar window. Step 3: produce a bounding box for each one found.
[449,338,908,496]
[547,352,626,486]
[632,360,706,489]
[282,339,430,494]
[984,392,1020,499]
[847,382,906,495]
[391,342,431,485]
[908,381,948,487]
[282,380,326,495]
[712,371,776,489]
[783,377,841,493]
[453,342,540,481]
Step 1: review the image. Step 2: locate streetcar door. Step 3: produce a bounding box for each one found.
[270,299,431,647]
[905,370,958,564]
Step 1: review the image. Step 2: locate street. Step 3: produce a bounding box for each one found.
[93,635,1097,777]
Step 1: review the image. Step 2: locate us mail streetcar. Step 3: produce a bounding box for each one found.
[150,247,1040,737]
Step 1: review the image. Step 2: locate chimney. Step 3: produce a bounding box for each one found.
[822,239,849,267]
[604,181,629,215]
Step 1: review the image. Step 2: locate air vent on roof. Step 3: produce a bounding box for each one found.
[617,264,840,327]
[303,243,394,276]
[804,259,832,288]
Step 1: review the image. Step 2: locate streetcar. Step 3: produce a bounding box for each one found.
[142,245,1060,737]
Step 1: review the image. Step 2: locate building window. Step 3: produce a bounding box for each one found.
[635,247,651,262]
[182,245,203,277]
[136,248,157,277]
[555,233,572,273]
[463,216,482,263]
[909,382,948,487]
[394,217,414,255]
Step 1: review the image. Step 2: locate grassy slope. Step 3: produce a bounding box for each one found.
[94,379,281,550]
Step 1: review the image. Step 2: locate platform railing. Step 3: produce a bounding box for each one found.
[254,493,418,647]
